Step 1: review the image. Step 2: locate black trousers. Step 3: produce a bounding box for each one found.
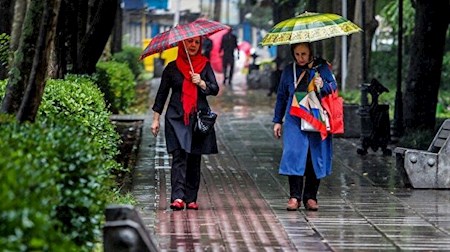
[288,151,320,204]
[222,58,234,85]
[171,149,202,203]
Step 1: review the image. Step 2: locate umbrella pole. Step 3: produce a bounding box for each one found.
[182,40,195,73]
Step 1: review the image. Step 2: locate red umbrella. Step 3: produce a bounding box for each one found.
[208,28,229,73]
[140,19,229,60]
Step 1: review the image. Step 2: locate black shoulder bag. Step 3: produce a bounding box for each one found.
[194,109,217,134]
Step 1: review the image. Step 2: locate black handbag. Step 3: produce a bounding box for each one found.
[194,109,217,134]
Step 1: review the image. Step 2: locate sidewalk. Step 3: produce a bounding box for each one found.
[131,75,450,251]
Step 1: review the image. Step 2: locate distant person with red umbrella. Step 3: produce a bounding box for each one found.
[220,28,239,86]
[151,37,220,211]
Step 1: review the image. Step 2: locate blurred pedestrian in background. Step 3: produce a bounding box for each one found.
[220,28,238,86]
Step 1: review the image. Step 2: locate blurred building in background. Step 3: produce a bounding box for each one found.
[122,0,240,47]
[122,0,272,73]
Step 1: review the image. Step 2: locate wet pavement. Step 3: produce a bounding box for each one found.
[130,71,450,251]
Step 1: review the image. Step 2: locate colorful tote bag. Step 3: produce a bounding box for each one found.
[289,64,329,140]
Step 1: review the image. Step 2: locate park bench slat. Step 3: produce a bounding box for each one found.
[397,119,450,188]
[428,122,450,152]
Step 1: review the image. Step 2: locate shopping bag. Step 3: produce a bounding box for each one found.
[301,118,319,132]
[290,91,329,140]
[321,91,344,134]
[289,63,329,140]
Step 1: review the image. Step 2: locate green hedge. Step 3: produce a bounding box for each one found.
[112,46,145,79]
[0,118,114,251]
[0,76,122,251]
[39,75,120,161]
[95,61,136,114]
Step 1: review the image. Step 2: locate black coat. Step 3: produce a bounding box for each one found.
[152,61,219,155]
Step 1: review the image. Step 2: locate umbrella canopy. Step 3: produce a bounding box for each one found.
[140,19,230,60]
[260,12,362,46]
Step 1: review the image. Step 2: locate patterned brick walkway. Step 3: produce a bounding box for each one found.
[130,77,450,251]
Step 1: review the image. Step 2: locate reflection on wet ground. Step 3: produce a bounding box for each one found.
[131,72,450,251]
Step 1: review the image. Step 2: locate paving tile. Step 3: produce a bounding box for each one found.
[129,79,450,251]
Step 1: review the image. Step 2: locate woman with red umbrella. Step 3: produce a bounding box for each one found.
[150,36,219,210]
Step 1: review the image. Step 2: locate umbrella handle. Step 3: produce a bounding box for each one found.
[182,40,195,73]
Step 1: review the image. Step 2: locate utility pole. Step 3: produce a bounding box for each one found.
[174,0,180,25]
[341,0,348,91]
[393,0,404,138]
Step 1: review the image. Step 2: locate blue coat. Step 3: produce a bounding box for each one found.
[273,59,337,179]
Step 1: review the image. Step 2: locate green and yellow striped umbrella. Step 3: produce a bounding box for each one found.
[260,12,362,46]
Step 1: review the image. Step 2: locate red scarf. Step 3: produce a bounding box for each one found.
[176,40,208,125]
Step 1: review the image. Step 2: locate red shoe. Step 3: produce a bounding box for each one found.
[305,199,319,211]
[186,202,199,210]
[286,198,299,211]
[170,199,184,210]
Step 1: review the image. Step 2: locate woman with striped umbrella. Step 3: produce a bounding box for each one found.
[264,12,361,211]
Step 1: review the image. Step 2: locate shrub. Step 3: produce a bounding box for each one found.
[0,33,9,69]
[0,75,124,251]
[0,79,6,94]
[112,46,145,79]
[95,61,136,114]
[39,75,120,161]
[0,119,98,251]
[441,52,450,90]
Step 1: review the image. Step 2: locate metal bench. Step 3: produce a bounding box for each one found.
[394,119,450,188]
[103,205,158,252]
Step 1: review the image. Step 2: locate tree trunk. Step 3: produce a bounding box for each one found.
[0,0,14,79]
[0,0,14,35]
[54,0,68,78]
[316,0,334,60]
[403,0,450,131]
[272,0,297,68]
[346,0,377,90]
[1,0,42,115]
[17,0,60,122]
[111,0,122,54]
[74,0,117,74]
[331,0,342,87]
[10,0,28,52]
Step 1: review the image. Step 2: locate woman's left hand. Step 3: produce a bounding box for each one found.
[314,75,323,89]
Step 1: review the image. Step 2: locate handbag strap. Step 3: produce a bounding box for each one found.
[293,63,306,89]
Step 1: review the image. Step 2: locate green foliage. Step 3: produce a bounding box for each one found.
[341,90,450,119]
[379,0,415,36]
[0,76,124,251]
[441,52,450,90]
[95,61,136,114]
[370,50,403,90]
[0,79,6,94]
[112,46,145,79]
[0,33,9,68]
[39,75,120,162]
[0,120,100,251]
